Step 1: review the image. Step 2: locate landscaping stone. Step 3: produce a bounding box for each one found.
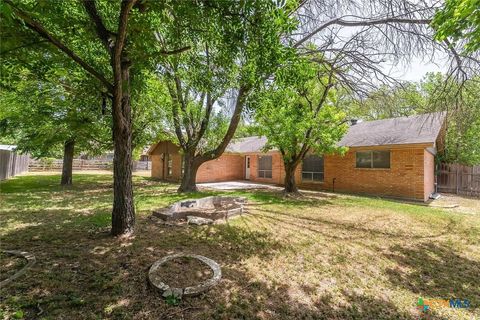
[148,253,222,298]
[152,196,246,224]
[187,216,214,225]
[0,250,36,287]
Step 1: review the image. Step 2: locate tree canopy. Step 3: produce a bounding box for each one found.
[156,0,296,192]
[433,0,480,53]
[253,56,348,193]
[348,72,480,165]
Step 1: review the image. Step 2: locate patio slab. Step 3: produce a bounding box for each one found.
[198,181,281,191]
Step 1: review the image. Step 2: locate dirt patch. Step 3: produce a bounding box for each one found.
[0,252,26,282]
[149,256,213,288]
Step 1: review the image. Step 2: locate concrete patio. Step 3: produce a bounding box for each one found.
[198,180,281,191]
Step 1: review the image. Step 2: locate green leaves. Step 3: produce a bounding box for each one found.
[432,0,480,53]
[0,63,111,158]
[253,55,348,162]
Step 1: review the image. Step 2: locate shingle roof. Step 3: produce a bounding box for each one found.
[0,145,17,151]
[150,113,445,154]
[225,136,268,153]
[337,112,445,147]
[224,113,445,153]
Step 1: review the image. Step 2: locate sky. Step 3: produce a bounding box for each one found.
[382,56,448,82]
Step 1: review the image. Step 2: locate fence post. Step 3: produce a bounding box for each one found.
[456,164,459,194]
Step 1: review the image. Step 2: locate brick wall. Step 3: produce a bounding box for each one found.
[150,141,434,201]
[150,141,182,181]
[247,146,433,201]
[196,154,244,183]
[150,141,245,183]
[423,150,435,201]
[315,147,428,201]
[247,152,284,185]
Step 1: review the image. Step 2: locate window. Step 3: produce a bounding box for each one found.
[356,150,390,169]
[258,155,272,178]
[166,154,173,176]
[302,155,324,182]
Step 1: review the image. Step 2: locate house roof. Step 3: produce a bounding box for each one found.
[149,112,445,154]
[226,136,268,153]
[0,145,17,151]
[337,112,446,147]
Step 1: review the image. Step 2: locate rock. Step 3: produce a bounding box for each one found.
[187,216,214,225]
[149,253,222,298]
[152,209,174,221]
[162,288,183,299]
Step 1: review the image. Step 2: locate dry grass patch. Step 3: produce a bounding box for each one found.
[0,172,479,319]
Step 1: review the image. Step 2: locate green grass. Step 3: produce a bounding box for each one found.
[1,173,479,320]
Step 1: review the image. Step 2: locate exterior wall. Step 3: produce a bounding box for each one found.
[423,150,435,201]
[150,140,433,201]
[150,141,244,183]
[150,141,182,181]
[197,154,244,183]
[247,152,285,185]
[246,146,430,201]
[296,146,428,201]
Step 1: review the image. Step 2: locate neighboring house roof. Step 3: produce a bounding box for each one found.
[0,145,17,151]
[338,112,446,147]
[226,136,268,153]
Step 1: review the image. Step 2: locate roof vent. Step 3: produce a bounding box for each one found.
[350,119,362,125]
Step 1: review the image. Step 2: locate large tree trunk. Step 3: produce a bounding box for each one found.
[284,162,299,194]
[110,59,135,236]
[176,87,250,194]
[60,139,75,186]
[178,152,200,193]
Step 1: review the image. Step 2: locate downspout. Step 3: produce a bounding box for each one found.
[332,178,336,193]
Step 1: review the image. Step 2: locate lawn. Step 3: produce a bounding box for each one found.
[0,173,479,320]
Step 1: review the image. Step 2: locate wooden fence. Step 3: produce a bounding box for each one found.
[437,163,480,197]
[0,150,30,181]
[29,159,151,172]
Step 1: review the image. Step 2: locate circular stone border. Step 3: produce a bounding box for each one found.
[148,253,221,298]
[0,250,36,287]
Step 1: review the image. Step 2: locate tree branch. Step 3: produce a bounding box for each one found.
[4,0,113,92]
[199,85,251,161]
[113,0,137,64]
[0,39,48,55]
[294,16,431,48]
[159,46,191,55]
[166,80,187,148]
[82,0,114,53]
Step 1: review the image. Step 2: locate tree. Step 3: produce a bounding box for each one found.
[254,57,348,193]
[345,72,480,165]
[345,83,426,121]
[433,0,480,53]
[0,64,111,185]
[157,0,295,192]
[0,0,215,235]
[420,73,480,165]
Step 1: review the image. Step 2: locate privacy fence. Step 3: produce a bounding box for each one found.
[29,159,151,172]
[437,163,480,197]
[0,150,30,181]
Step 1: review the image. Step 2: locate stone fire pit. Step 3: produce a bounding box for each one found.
[152,196,246,225]
[148,253,222,298]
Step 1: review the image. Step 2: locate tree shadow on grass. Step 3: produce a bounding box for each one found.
[385,243,480,312]
[248,206,455,242]
[159,267,447,320]
[1,212,462,320]
[0,214,287,319]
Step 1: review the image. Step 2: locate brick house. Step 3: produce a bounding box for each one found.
[148,112,445,201]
